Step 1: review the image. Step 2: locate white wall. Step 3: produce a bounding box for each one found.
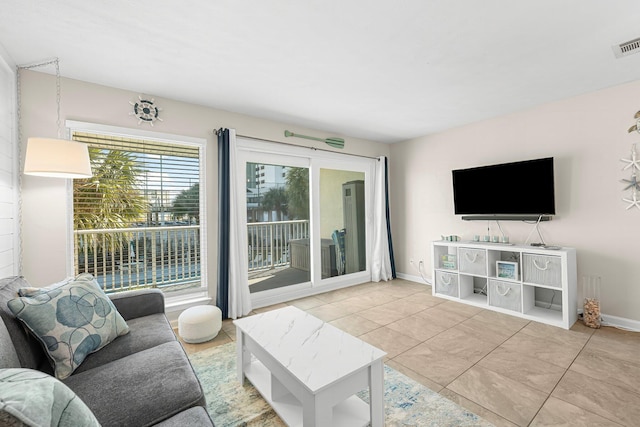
[0,48,17,278]
[390,79,640,323]
[18,70,390,302]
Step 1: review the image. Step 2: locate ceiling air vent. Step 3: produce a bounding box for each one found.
[613,37,640,58]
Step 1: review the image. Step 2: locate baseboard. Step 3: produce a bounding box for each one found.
[396,272,431,285]
[601,313,640,332]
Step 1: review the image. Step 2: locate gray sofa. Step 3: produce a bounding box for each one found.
[0,276,214,426]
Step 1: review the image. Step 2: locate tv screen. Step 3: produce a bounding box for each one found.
[452,157,556,216]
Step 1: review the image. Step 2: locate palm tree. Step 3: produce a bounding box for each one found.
[172,183,200,222]
[261,187,288,221]
[73,148,148,230]
[285,167,309,220]
[73,148,148,272]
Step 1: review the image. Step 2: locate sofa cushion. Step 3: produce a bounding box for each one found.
[0,368,100,427]
[63,341,205,427]
[74,313,177,374]
[7,274,129,379]
[0,277,45,370]
[0,317,20,369]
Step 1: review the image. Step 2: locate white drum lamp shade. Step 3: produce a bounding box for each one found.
[24,137,92,179]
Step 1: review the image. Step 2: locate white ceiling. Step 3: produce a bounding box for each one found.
[1,1,640,143]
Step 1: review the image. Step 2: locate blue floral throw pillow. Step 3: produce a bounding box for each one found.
[7,274,129,379]
[0,368,100,427]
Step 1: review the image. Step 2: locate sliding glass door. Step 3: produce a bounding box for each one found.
[318,168,366,279]
[236,137,375,305]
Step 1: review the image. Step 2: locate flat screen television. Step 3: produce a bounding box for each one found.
[452,157,555,218]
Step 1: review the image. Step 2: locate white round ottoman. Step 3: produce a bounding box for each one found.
[178,305,222,343]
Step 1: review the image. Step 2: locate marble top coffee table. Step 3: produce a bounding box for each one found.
[233,306,386,427]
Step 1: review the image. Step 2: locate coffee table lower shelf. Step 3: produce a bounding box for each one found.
[244,360,370,427]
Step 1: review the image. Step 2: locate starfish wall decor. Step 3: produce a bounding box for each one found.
[623,113,640,210]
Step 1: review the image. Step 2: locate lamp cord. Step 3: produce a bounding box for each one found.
[15,57,61,274]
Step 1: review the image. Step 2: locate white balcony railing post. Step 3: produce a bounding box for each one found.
[74,225,201,293]
[247,219,309,272]
[151,230,157,285]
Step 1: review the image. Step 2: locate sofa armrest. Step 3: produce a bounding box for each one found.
[109,289,165,320]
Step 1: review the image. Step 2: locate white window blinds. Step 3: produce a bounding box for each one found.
[72,131,203,294]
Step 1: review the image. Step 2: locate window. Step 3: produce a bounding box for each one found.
[71,130,205,296]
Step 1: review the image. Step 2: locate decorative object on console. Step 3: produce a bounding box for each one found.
[19,58,92,179]
[623,112,640,210]
[582,276,602,329]
[130,95,163,126]
[284,129,345,149]
[496,261,518,280]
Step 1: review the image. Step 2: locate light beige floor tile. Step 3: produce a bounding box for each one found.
[552,370,640,426]
[438,300,484,318]
[447,365,547,426]
[585,329,640,365]
[357,290,399,305]
[456,315,520,345]
[329,295,380,313]
[305,303,348,322]
[376,283,430,298]
[221,319,236,339]
[252,302,288,313]
[530,396,623,427]
[439,389,519,427]
[396,291,445,309]
[358,326,420,358]
[386,314,447,342]
[520,320,591,348]
[386,359,443,392]
[376,299,427,317]
[478,347,566,394]
[570,320,598,334]
[287,296,326,310]
[570,345,640,395]
[358,304,410,325]
[592,325,640,344]
[413,305,469,328]
[329,313,383,336]
[313,287,356,303]
[265,281,638,427]
[423,327,498,363]
[499,330,584,369]
[470,309,530,334]
[393,342,474,386]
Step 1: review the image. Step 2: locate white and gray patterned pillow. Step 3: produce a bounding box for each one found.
[7,274,129,379]
[0,368,100,426]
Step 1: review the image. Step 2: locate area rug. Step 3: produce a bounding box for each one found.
[189,342,494,427]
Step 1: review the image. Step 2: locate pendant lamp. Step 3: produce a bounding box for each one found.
[21,58,92,179]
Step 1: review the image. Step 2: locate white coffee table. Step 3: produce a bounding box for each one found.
[233,306,386,427]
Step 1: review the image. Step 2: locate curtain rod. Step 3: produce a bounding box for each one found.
[214,129,380,161]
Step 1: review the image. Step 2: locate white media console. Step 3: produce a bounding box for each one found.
[432,241,577,329]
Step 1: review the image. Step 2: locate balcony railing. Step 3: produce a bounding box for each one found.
[74,220,309,292]
[74,225,201,293]
[248,220,309,272]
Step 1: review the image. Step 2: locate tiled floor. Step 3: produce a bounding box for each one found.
[178,279,640,427]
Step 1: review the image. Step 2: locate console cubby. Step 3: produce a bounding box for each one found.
[432,241,577,329]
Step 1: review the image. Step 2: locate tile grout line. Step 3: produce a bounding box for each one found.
[532,328,628,427]
[437,318,531,427]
